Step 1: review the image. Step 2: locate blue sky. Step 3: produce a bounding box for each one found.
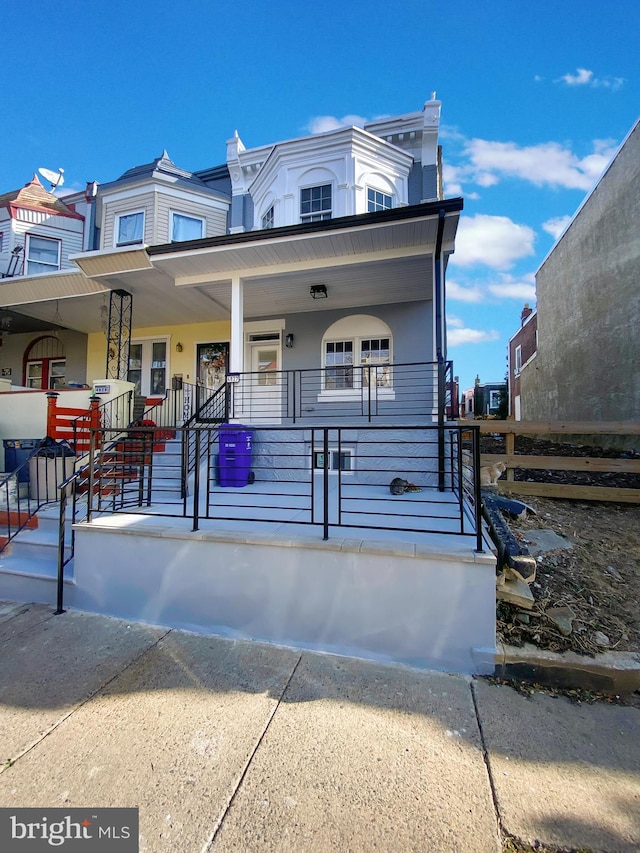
[2,0,639,391]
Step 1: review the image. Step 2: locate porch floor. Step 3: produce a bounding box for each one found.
[88,479,490,558]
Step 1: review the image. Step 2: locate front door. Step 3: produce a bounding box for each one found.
[128,339,168,397]
[197,342,229,390]
[248,336,282,422]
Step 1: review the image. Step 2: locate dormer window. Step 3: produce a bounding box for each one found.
[367,188,393,212]
[116,211,144,246]
[26,235,61,275]
[171,212,204,242]
[300,184,332,223]
[261,206,274,230]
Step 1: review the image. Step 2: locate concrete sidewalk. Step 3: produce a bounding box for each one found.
[0,602,638,852]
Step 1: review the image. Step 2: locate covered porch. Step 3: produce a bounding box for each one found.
[0,201,462,406]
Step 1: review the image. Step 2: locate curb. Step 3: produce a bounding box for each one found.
[495,642,640,696]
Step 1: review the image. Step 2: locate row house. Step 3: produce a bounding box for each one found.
[0,96,497,676]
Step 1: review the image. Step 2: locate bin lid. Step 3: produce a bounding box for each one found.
[35,437,75,457]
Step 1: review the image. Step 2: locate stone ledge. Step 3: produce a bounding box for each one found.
[73,520,494,565]
[495,642,640,696]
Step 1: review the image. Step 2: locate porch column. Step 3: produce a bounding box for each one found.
[230,275,244,372]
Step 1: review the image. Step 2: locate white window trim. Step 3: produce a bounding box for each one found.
[170,210,205,242]
[366,186,394,212]
[114,210,145,247]
[128,335,170,397]
[299,183,333,223]
[514,345,522,376]
[313,446,355,474]
[319,334,395,401]
[261,205,275,230]
[25,234,61,274]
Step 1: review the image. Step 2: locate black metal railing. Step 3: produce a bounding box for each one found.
[76,422,483,551]
[226,361,448,423]
[0,438,76,553]
[70,390,133,453]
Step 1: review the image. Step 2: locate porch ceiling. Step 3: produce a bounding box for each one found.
[0,205,459,334]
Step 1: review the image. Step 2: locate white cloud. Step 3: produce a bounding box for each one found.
[446,280,484,303]
[442,163,464,196]
[561,67,593,86]
[452,214,536,270]
[447,325,500,346]
[306,114,368,134]
[557,68,625,90]
[543,215,572,239]
[463,138,617,191]
[487,273,536,301]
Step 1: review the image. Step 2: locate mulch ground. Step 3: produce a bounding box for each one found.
[481,436,640,658]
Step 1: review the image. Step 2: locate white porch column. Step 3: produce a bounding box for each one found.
[230,275,244,372]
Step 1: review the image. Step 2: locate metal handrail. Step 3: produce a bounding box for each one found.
[70,389,133,452]
[0,439,47,551]
[227,360,451,423]
[76,421,484,546]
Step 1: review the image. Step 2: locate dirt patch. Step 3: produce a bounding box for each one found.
[483,437,640,656]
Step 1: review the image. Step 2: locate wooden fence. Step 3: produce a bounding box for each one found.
[460,420,640,504]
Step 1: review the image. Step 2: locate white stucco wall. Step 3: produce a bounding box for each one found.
[70,523,496,675]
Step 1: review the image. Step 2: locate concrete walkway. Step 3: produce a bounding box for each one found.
[0,602,638,852]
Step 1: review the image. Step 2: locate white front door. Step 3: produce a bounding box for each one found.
[247,336,282,422]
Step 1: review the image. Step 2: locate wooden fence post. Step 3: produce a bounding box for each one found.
[505,432,515,481]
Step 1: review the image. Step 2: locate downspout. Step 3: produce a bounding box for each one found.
[434,209,446,492]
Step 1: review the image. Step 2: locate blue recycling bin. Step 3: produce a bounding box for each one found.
[218,425,253,487]
[3,439,40,483]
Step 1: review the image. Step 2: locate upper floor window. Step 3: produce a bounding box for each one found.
[0,232,3,253]
[514,345,522,375]
[26,235,61,275]
[261,206,274,230]
[300,184,332,223]
[171,212,204,242]
[367,188,393,212]
[116,211,144,246]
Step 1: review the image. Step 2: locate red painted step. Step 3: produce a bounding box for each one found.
[0,511,38,529]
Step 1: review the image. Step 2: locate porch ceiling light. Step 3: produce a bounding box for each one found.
[310,284,327,300]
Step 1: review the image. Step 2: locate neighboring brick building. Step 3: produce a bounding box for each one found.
[508,303,537,420]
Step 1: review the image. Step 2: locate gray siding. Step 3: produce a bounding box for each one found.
[102,192,155,248]
[102,190,228,247]
[421,164,438,201]
[407,163,423,205]
[155,193,227,243]
[277,301,434,373]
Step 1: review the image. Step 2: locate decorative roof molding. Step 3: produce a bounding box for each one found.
[0,174,83,220]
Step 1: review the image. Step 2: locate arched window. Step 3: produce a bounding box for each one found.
[23,335,66,389]
[321,315,393,394]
